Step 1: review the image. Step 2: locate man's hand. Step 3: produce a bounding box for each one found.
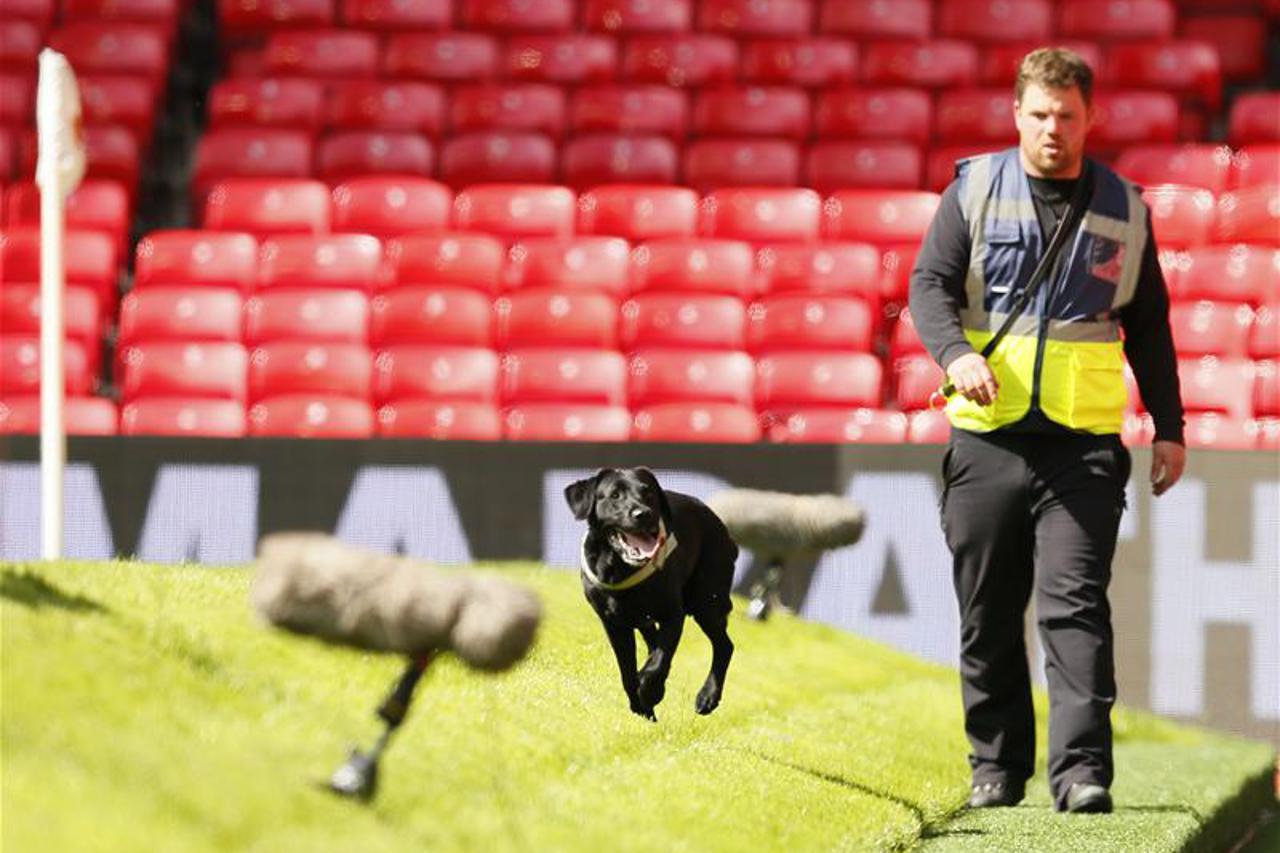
[1150,440,1186,496]
[946,352,999,406]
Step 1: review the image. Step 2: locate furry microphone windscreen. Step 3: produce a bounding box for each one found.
[251,533,542,672]
[706,489,865,561]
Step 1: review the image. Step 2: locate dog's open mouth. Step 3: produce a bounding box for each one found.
[610,529,661,566]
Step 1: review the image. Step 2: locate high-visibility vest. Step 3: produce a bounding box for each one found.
[946,148,1148,435]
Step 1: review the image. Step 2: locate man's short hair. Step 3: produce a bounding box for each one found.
[1015,48,1095,105]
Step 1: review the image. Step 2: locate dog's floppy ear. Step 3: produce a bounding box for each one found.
[565,470,605,521]
[633,467,673,526]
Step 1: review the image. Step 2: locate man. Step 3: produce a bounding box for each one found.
[909,48,1186,815]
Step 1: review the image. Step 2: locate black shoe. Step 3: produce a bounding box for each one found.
[966,779,1025,808]
[1064,782,1113,814]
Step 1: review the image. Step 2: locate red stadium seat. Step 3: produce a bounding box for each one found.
[450,84,568,137]
[0,284,100,360]
[134,230,259,291]
[698,0,811,35]
[823,190,941,245]
[889,308,928,358]
[1143,185,1217,248]
[880,244,921,305]
[377,399,502,439]
[935,89,1018,144]
[570,85,688,139]
[119,398,246,437]
[439,132,556,187]
[1182,412,1256,450]
[219,0,333,37]
[618,292,747,350]
[330,177,452,238]
[1251,302,1280,360]
[747,294,875,353]
[978,41,1104,86]
[384,32,501,82]
[369,285,494,346]
[860,40,979,89]
[257,234,382,292]
[372,345,498,403]
[739,38,858,88]
[500,347,627,404]
[207,78,325,131]
[340,0,451,30]
[1168,299,1253,357]
[0,72,32,126]
[386,232,505,291]
[892,352,945,410]
[633,402,761,442]
[757,242,882,301]
[621,35,738,87]
[0,0,54,27]
[584,0,690,32]
[1227,92,1280,146]
[755,350,883,411]
[325,81,446,134]
[243,289,369,345]
[937,0,1052,42]
[316,132,435,183]
[119,341,248,402]
[577,184,698,240]
[1179,14,1266,83]
[767,407,908,443]
[1178,355,1254,418]
[691,86,809,139]
[4,180,130,248]
[0,228,118,303]
[248,341,371,401]
[47,24,168,89]
[118,287,244,346]
[813,88,932,142]
[248,394,375,437]
[1105,41,1223,110]
[16,127,141,191]
[1088,91,1180,150]
[462,0,574,31]
[503,402,631,440]
[627,348,755,406]
[1,395,118,435]
[1177,245,1278,306]
[504,34,618,83]
[203,179,332,235]
[907,408,951,443]
[819,0,930,38]
[1058,0,1175,40]
[631,239,756,298]
[562,135,680,189]
[1253,359,1279,418]
[0,22,41,72]
[263,30,378,79]
[683,139,801,192]
[1231,145,1280,191]
[511,236,631,293]
[192,129,313,199]
[805,142,924,194]
[1122,411,1154,446]
[700,187,822,244]
[1114,144,1233,194]
[0,337,92,395]
[1214,185,1280,245]
[926,144,997,193]
[495,289,619,348]
[453,184,576,240]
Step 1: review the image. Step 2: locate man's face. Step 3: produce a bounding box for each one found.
[1014,82,1094,178]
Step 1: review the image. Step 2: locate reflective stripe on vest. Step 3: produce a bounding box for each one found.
[946,149,1147,434]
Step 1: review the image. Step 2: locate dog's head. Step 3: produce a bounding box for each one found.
[565,468,673,566]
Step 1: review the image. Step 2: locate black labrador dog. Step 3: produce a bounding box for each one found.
[564,467,737,720]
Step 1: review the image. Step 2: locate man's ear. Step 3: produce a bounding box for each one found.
[633,467,673,526]
[565,471,605,521]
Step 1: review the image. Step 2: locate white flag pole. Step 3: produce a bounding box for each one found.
[36,49,86,561]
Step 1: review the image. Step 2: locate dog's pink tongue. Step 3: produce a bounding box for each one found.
[624,531,660,557]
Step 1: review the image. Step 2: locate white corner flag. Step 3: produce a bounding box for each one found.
[35,48,86,560]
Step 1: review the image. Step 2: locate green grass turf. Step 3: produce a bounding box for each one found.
[1,560,1273,853]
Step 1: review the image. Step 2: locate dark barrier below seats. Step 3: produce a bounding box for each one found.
[1,436,1275,747]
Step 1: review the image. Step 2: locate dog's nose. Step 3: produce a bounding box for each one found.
[631,507,652,522]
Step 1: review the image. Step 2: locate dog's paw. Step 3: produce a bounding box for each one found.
[629,700,657,722]
[636,669,666,708]
[695,678,722,715]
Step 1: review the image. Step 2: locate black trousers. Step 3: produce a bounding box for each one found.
[940,427,1130,809]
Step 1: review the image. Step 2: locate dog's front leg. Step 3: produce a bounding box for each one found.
[636,616,683,711]
[604,622,654,720]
